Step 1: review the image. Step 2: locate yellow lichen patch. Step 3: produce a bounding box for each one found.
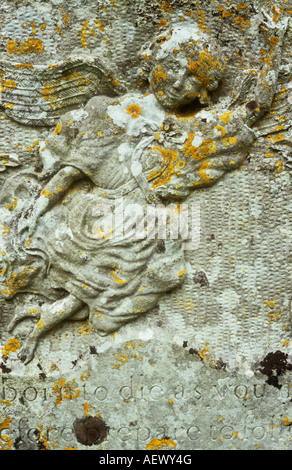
[126,104,142,119]
[234,16,252,30]
[52,378,80,405]
[199,160,214,183]
[222,137,237,146]
[216,125,226,136]
[147,147,178,189]
[41,188,54,198]
[177,269,186,278]
[145,438,176,450]
[220,111,233,124]
[54,123,62,135]
[283,417,292,426]
[84,401,91,417]
[2,338,20,358]
[188,52,222,88]
[199,347,209,359]
[271,5,280,23]
[274,160,283,174]
[80,371,91,382]
[162,0,171,12]
[113,354,129,370]
[7,38,45,54]
[0,417,12,450]
[1,224,9,234]
[25,237,33,248]
[29,308,39,316]
[26,140,39,151]
[181,135,216,161]
[5,197,17,212]
[80,21,95,47]
[77,322,90,336]
[36,423,51,450]
[270,35,279,47]
[154,66,167,83]
[15,63,34,69]
[111,264,128,284]
[36,319,44,329]
[264,299,281,322]
[1,269,30,296]
[0,79,17,93]
[267,134,285,142]
[158,18,168,28]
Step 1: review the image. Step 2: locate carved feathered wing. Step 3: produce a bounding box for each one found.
[0,57,126,127]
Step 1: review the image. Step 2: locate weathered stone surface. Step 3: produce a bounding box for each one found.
[0,0,291,450]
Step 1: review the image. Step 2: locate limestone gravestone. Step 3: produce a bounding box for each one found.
[0,0,291,451]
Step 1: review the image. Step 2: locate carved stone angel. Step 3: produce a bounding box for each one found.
[0,17,288,364]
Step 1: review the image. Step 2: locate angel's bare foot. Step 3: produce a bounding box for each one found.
[15,294,84,364]
[18,337,37,365]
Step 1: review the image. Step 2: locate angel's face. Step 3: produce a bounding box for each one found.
[149,57,210,110]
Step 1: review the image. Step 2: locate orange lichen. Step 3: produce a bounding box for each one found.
[158,18,168,28]
[54,123,62,135]
[199,347,209,358]
[199,159,214,183]
[162,0,171,12]
[7,38,45,54]
[2,338,20,358]
[145,438,176,450]
[41,188,54,198]
[181,134,216,161]
[0,417,12,450]
[270,35,279,47]
[222,136,237,146]
[111,270,128,284]
[1,271,25,296]
[0,79,17,93]
[187,52,222,88]
[283,417,292,426]
[113,354,129,370]
[52,378,80,405]
[80,21,97,47]
[26,140,39,152]
[216,125,226,136]
[126,104,142,119]
[153,66,167,84]
[5,197,17,212]
[147,147,178,188]
[15,63,34,69]
[220,111,233,123]
[234,16,252,30]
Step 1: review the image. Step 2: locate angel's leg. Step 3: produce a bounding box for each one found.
[19,293,84,364]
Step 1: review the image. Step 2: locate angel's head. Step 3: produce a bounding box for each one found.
[141,25,225,110]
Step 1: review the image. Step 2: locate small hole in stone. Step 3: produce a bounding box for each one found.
[73,416,108,446]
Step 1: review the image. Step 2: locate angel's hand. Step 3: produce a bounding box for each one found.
[260,9,289,36]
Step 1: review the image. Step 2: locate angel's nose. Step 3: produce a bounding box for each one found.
[173,77,183,90]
